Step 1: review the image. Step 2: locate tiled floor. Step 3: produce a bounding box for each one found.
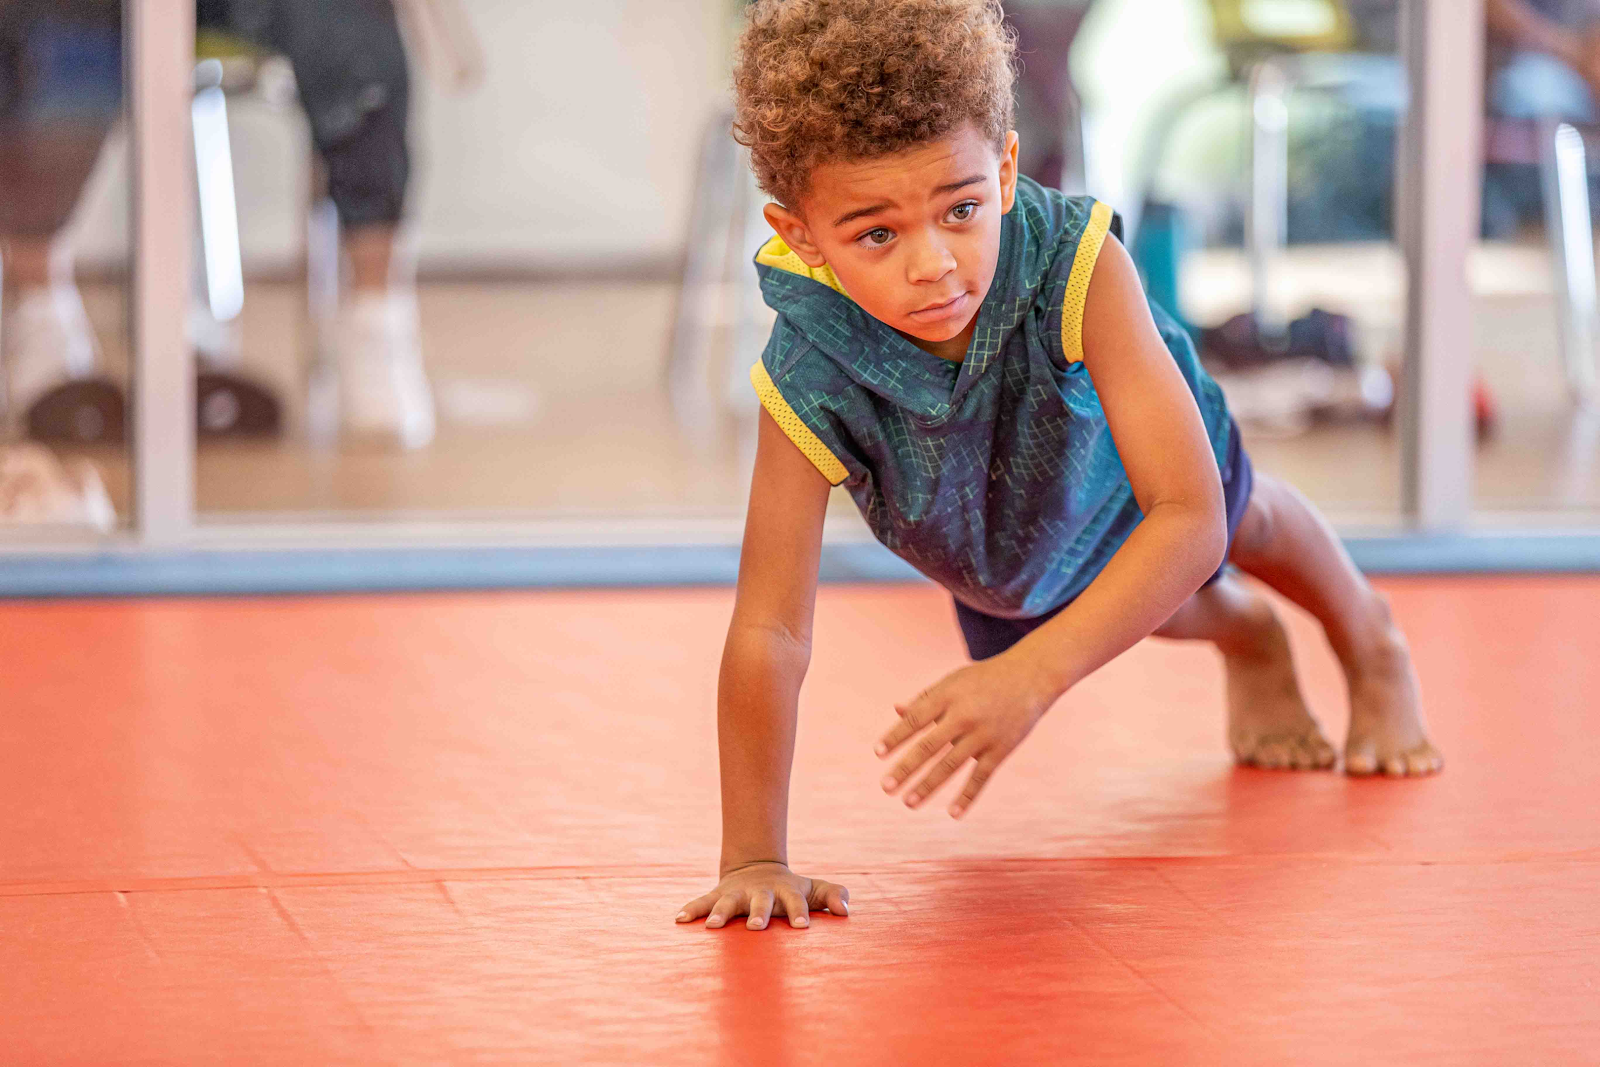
[1,577,1596,1062]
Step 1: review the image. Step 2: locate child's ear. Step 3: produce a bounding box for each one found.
[999,130,1020,214]
[763,203,828,267]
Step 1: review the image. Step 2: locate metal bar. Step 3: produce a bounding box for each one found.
[129,0,196,545]
[192,78,244,324]
[1247,58,1291,340]
[1541,122,1599,401]
[1398,0,1483,530]
[667,111,739,431]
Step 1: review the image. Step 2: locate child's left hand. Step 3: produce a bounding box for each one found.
[875,652,1059,818]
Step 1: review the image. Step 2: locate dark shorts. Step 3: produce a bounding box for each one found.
[954,418,1255,661]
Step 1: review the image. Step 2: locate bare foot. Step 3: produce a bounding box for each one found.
[1342,614,1442,777]
[1225,610,1337,771]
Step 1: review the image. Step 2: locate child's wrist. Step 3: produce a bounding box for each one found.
[719,856,789,878]
[1002,645,1075,708]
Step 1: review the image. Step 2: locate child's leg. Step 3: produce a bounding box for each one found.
[1156,574,1336,770]
[1226,472,1442,776]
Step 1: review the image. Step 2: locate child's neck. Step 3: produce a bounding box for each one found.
[898,313,978,364]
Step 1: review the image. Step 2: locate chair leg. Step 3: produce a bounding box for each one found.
[1247,58,1291,343]
[304,163,342,447]
[306,196,341,351]
[668,110,742,428]
[726,152,771,416]
[191,77,245,328]
[1539,120,1599,402]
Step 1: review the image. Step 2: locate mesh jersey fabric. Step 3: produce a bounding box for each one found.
[751,176,1235,620]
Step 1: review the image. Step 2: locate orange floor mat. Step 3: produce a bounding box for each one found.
[1,577,1597,1064]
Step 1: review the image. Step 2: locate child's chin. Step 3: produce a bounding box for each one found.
[897,317,973,343]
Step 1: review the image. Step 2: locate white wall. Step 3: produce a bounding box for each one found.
[68,0,729,274]
[411,0,726,270]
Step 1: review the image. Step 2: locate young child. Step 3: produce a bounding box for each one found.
[678,0,1440,933]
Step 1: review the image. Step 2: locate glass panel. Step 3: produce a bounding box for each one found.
[1472,112,1600,522]
[174,0,1428,533]
[1075,0,1404,529]
[190,0,797,524]
[0,0,130,539]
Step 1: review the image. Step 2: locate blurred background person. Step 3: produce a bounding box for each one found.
[0,0,433,449]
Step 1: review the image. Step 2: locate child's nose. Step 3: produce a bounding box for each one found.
[905,237,957,285]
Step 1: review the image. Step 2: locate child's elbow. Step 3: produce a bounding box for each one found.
[1197,500,1229,579]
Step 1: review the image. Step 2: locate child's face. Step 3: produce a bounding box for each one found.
[765,125,1020,360]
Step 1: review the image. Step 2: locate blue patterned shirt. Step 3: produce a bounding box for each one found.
[750,177,1234,619]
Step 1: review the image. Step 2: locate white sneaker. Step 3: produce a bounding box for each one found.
[333,290,435,450]
[3,284,98,421]
[0,442,115,531]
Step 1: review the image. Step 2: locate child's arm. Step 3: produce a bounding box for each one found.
[676,408,850,930]
[877,234,1229,816]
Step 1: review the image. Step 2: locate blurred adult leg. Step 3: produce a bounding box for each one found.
[0,4,122,424]
[208,0,432,448]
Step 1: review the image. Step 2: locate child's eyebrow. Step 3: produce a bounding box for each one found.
[832,202,893,228]
[932,174,987,195]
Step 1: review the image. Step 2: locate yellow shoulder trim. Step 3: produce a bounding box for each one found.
[1060,200,1115,365]
[755,235,849,297]
[749,362,850,485]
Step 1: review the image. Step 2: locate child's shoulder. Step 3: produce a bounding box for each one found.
[1009,177,1113,248]
[1004,180,1118,306]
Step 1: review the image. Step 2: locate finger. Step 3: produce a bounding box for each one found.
[775,886,810,929]
[876,690,943,757]
[810,880,850,917]
[676,891,719,923]
[704,892,745,930]
[905,738,983,808]
[746,889,775,931]
[882,723,958,795]
[949,755,999,818]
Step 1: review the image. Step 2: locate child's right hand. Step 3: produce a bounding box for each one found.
[675,861,849,931]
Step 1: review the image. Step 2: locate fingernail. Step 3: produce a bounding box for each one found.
[881,775,897,791]
[905,793,919,807]
[949,804,963,818]
[838,901,849,915]
[874,743,887,757]
[795,917,809,927]
[676,911,688,922]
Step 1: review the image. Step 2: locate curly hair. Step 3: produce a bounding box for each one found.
[733,0,1017,208]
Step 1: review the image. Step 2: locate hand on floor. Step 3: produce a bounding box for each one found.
[676,861,849,931]
[878,653,1056,818]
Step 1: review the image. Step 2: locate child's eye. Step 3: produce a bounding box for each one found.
[948,201,978,222]
[857,227,894,248]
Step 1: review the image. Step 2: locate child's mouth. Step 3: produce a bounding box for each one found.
[907,291,971,325]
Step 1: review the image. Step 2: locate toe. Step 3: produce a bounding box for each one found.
[1406,746,1443,776]
[1255,740,1292,769]
[1309,736,1338,769]
[1381,754,1408,776]
[1344,740,1378,776]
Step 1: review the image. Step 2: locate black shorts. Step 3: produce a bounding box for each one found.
[954,418,1255,661]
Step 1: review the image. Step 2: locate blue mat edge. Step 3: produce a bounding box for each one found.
[0,534,1595,598]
